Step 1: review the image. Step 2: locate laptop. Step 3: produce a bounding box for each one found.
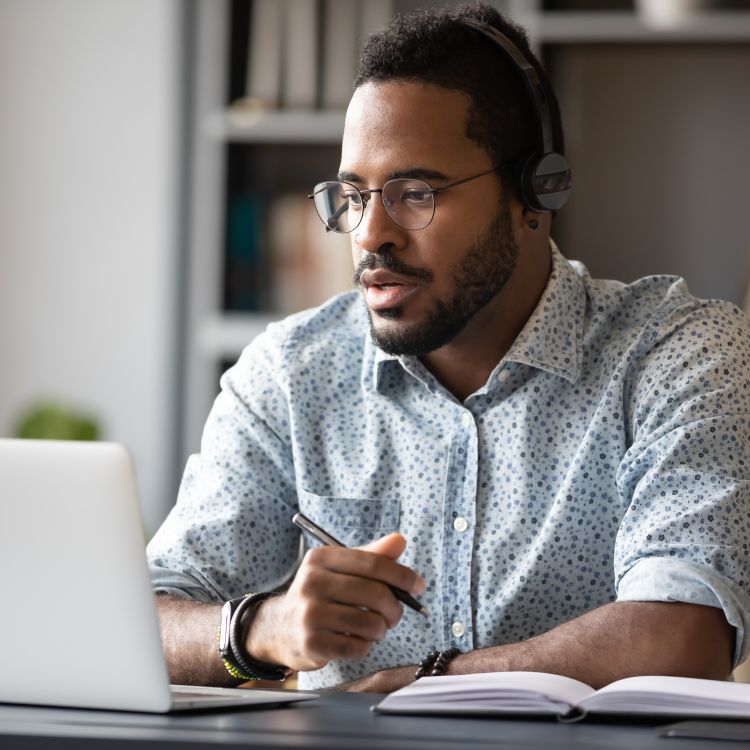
[0,438,318,713]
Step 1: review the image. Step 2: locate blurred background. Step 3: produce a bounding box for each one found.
[1,0,750,536]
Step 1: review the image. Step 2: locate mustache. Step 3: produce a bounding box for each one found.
[353,249,433,286]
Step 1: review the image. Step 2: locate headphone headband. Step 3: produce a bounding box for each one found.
[461,18,553,155]
[460,18,572,212]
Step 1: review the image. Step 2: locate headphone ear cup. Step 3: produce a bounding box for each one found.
[519,152,573,212]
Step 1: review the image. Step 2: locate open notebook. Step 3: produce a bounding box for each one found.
[375,671,750,720]
[0,438,317,713]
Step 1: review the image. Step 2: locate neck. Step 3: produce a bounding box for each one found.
[420,242,551,402]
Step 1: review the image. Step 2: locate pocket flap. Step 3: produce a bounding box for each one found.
[298,490,400,533]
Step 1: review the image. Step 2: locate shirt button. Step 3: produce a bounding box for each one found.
[453,516,469,533]
[451,621,466,638]
[461,413,472,428]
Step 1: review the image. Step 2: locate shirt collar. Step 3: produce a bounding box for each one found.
[371,338,426,395]
[370,240,585,392]
[502,240,585,384]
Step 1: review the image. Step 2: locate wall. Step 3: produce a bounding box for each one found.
[0,0,182,534]
[551,43,750,304]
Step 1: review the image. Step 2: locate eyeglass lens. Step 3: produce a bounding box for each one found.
[311,179,436,233]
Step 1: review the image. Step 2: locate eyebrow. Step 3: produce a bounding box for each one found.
[337,167,450,184]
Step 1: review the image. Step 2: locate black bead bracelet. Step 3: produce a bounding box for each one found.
[414,647,461,680]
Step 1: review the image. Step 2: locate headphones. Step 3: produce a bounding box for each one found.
[462,18,572,212]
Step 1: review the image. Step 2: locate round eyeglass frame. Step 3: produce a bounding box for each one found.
[307,167,504,234]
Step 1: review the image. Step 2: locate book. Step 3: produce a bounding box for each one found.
[281,0,318,109]
[224,191,265,312]
[321,0,358,109]
[245,0,284,108]
[267,193,352,314]
[374,671,750,720]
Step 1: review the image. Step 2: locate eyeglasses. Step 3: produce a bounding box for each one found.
[307,168,500,233]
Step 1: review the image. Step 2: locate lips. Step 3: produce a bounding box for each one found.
[359,269,419,311]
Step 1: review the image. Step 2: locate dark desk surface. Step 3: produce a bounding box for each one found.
[1,692,748,749]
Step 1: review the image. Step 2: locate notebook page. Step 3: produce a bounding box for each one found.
[579,675,750,717]
[376,671,595,715]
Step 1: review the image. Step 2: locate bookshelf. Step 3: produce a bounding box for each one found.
[182,0,750,459]
[207,110,345,143]
[537,10,750,41]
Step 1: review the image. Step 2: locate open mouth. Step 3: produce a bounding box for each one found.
[364,282,418,311]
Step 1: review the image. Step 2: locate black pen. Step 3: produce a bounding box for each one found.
[292,512,430,618]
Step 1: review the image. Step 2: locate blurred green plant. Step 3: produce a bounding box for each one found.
[14,401,101,441]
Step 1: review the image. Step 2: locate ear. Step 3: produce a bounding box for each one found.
[520,207,549,235]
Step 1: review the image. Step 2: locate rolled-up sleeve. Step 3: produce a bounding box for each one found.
[147,324,301,602]
[614,301,750,667]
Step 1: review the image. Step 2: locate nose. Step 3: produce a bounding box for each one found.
[353,190,407,255]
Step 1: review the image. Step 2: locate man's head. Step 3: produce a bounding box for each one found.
[339,4,564,357]
[354,3,565,206]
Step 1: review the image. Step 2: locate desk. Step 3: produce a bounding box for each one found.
[0,692,741,749]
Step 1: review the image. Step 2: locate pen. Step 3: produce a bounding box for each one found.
[292,512,430,618]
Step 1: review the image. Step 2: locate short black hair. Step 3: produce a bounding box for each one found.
[354,3,564,195]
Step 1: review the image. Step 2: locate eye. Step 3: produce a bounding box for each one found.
[401,188,432,204]
[342,190,363,211]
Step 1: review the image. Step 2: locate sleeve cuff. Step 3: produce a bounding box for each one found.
[617,556,750,668]
[148,562,227,603]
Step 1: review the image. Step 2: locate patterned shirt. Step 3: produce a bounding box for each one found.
[148,244,750,690]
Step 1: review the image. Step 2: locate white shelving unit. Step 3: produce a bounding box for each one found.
[197,312,280,360]
[184,0,230,459]
[539,10,750,42]
[182,0,750,459]
[206,109,346,143]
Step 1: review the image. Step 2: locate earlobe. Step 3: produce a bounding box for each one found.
[522,209,543,231]
[517,202,544,233]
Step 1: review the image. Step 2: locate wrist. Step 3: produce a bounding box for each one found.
[218,593,291,682]
[244,593,286,666]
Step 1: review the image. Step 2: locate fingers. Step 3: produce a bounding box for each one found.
[301,630,373,665]
[359,531,407,560]
[295,561,404,628]
[307,601,389,645]
[306,544,426,597]
[269,537,428,672]
[293,602,391,666]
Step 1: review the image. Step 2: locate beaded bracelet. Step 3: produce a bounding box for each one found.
[217,592,291,682]
[414,647,461,680]
[216,625,256,681]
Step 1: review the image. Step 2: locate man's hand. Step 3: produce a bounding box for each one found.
[246,532,426,672]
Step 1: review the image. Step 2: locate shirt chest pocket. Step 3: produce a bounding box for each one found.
[297,490,401,548]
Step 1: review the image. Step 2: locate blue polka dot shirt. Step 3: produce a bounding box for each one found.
[148,244,750,690]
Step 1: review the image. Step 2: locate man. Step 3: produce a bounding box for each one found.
[148,4,749,693]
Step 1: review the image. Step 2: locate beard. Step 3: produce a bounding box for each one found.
[354,202,519,356]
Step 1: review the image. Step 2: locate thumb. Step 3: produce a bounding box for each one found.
[358,532,407,561]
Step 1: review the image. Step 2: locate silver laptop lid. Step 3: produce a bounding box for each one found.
[0,439,173,712]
